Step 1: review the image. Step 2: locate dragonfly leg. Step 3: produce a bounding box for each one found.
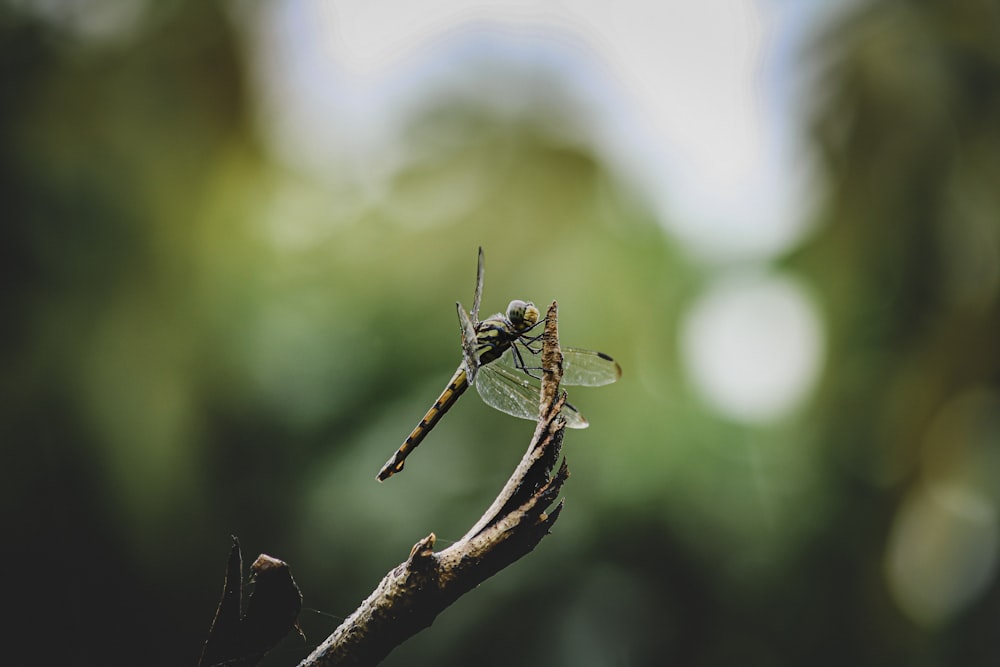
[519,335,543,355]
[517,317,546,353]
[510,340,544,379]
[511,317,546,374]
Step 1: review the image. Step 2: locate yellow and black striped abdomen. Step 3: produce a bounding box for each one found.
[377,365,470,481]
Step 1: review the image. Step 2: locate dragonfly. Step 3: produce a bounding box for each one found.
[377,247,621,481]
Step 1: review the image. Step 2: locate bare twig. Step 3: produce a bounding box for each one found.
[299,301,569,667]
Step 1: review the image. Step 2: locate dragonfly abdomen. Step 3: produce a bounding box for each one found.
[376,365,470,481]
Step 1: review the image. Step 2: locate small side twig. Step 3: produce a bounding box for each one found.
[300,301,569,667]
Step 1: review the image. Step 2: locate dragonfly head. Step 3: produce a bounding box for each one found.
[506,300,539,332]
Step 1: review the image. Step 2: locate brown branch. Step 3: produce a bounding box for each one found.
[299,301,569,667]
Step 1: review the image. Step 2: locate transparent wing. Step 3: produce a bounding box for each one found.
[474,363,588,428]
[471,246,484,323]
[457,302,480,384]
[562,347,623,387]
[494,344,622,388]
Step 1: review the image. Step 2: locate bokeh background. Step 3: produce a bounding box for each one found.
[3,1,999,665]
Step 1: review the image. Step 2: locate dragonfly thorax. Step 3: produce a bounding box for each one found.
[506,300,539,333]
[471,300,538,367]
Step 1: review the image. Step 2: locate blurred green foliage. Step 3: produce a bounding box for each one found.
[1,1,998,666]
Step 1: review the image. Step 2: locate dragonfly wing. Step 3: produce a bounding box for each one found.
[496,344,621,388]
[471,246,484,323]
[561,347,622,387]
[475,364,589,428]
[457,301,480,384]
[474,364,537,421]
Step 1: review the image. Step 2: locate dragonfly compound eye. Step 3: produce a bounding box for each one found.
[506,300,539,329]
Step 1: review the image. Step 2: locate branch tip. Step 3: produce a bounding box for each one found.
[409,534,437,561]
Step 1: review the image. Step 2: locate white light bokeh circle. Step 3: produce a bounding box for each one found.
[679,270,824,423]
